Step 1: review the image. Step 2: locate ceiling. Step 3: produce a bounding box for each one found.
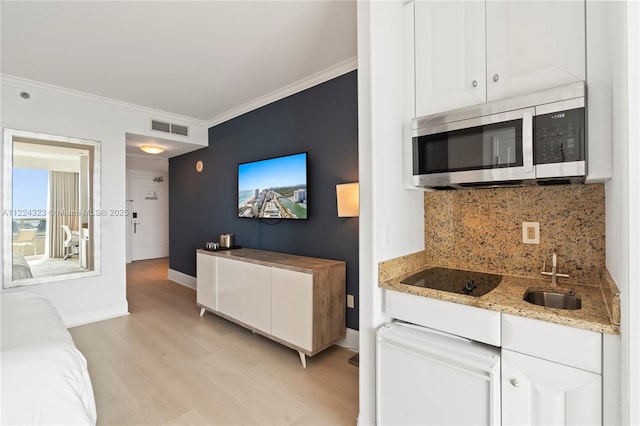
[1,1,357,167]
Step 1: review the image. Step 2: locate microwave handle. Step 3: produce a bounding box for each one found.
[522,111,534,174]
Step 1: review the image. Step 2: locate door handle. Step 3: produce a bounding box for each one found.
[133,222,138,234]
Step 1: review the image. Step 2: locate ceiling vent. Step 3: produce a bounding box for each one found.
[170,123,189,137]
[151,119,189,137]
[151,119,171,133]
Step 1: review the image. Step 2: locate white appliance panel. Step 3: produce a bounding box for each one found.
[376,322,500,425]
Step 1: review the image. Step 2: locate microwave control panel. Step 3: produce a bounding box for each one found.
[534,107,585,165]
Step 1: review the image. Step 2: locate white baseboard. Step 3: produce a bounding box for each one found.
[168,268,196,290]
[336,328,359,352]
[65,301,129,328]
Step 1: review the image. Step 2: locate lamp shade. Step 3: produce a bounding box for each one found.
[336,182,359,217]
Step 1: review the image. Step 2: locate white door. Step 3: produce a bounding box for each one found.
[271,268,313,351]
[502,349,601,425]
[217,257,271,333]
[241,262,271,333]
[129,176,168,261]
[414,0,486,116]
[485,1,585,101]
[196,253,217,312]
[216,257,245,321]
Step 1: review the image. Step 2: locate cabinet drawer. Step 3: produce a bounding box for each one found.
[386,290,500,346]
[502,314,602,374]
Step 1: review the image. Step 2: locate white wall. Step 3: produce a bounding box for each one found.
[1,76,207,326]
[626,2,640,417]
[357,1,425,423]
[606,1,640,423]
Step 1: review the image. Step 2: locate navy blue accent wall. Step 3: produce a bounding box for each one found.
[169,71,359,330]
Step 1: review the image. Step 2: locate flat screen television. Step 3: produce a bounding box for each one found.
[237,152,308,219]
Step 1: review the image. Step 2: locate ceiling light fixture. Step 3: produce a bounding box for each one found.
[140,145,164,154]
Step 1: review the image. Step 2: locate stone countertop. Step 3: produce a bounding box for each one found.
[197,248,345,273]
[380,266,619,335]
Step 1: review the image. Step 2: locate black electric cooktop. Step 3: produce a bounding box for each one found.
[400,267,502,297]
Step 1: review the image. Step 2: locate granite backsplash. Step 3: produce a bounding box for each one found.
[380,184,606,285]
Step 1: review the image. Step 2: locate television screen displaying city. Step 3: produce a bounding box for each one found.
[237,152,308,219]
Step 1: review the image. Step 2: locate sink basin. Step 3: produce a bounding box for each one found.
[523,288,582,310]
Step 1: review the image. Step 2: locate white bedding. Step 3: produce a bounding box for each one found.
[11,252,33,283]
[1,291,97,425]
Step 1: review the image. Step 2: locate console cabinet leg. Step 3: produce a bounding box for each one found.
[199,307,206,317]
[298,351,307,368]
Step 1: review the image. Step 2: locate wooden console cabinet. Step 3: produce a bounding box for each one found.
[196,248,346,367]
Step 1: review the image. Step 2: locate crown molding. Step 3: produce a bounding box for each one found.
[206,56,358,128]
[1,74,208,127]
[2,55,358,133]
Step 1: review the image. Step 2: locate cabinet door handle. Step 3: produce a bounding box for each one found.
[472,80,478,87]
[493,74,500,82]
[510,378,520,388]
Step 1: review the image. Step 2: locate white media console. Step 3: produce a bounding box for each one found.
[196,248,346,367]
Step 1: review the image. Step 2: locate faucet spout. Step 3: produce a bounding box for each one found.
[541,249,569,285]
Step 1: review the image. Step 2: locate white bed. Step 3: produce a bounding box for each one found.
[11,252,33,282]
[1,291,97,425]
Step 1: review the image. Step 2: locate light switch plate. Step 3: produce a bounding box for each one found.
[522,222,540,244]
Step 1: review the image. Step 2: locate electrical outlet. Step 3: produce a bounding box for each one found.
[522,222,540,244]
[384,225,391,246]
[347,294,355,309]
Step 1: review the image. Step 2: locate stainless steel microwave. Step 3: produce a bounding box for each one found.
[412,82,586,189]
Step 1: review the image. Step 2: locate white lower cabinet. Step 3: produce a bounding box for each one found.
[196,252,216,314]
[502,349,601,426]
[271,268,313,351]
[217,257,271,333]
[383,293,616,424]
[501,313,603,425]
[216,257,244,321]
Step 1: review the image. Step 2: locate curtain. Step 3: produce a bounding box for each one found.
[48,171,79,258]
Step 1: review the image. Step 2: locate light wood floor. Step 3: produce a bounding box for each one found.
[70,258,359,425]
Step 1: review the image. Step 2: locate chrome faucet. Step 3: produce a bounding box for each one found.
[541,250,569,286]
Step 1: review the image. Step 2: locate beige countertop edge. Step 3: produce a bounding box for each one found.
[380,268,620,335]
[604,269,621,327]
[196,248,345,273]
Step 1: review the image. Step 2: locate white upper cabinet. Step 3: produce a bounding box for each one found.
[414,0,486,116]
[485,1,585,102]
[414,0,586,117]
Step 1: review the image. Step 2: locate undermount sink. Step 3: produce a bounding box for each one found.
[523,288,582,310]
